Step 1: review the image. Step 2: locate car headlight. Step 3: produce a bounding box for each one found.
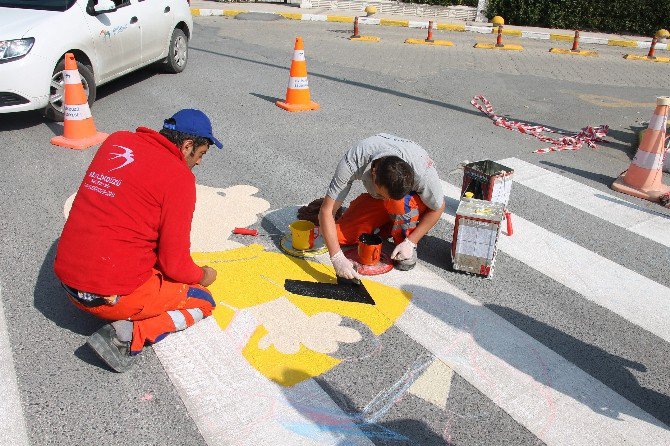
[0,38,35,62]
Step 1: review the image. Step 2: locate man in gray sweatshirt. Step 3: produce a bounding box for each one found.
[318,133,445,278]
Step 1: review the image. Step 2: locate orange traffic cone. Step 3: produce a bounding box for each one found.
[51,53,107,150]
[612,96,670,201]
[276,37,319,112]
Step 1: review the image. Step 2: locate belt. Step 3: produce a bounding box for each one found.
[61,283,118,308]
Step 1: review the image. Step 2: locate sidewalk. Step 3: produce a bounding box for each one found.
[190,0,668,50]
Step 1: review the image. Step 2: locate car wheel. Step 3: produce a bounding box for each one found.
[164,28,188,74]
[46,59,96,122]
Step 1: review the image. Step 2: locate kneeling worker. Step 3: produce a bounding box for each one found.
[319,133,445,279]
[54,109,223,372]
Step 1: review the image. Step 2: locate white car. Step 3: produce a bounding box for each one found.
[0,0,193,120]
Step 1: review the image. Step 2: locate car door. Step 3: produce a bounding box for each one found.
[85,0,142,79]
[135,0,174,64]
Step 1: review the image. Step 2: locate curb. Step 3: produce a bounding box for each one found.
[191,8,668,50]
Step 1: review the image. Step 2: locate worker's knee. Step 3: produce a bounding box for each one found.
[186,286,216,311]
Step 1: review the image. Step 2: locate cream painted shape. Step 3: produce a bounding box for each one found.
[251,297,362,354]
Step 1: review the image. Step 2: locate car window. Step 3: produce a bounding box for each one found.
[111,0,130,7]
[0,0,76,11]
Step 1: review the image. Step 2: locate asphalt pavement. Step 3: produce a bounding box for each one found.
[0,13,669,446]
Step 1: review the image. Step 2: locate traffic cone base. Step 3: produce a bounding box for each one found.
[474,43,524,50]
[624,54,670,63]
[51,53,107,150]
[51,132,108,151]
[276,100,320,112]
[405,38,453,46]
[350,35,380,42]
[549,48,598,57]
[612,174,670,201]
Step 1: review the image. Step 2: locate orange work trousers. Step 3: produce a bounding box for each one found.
[67,270,215,354]
[336,193,428,245]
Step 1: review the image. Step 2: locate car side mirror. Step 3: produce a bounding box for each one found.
[87,0,117,15]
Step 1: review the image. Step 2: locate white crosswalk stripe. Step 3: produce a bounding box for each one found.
[0,284,29,446]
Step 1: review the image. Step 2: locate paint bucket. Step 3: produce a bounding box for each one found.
[358,233,382,266]
[289,220,319,250]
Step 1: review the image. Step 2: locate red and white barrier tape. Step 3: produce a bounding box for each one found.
[471,96,609,154]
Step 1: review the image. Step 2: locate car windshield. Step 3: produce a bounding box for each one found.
[0,0,77,11]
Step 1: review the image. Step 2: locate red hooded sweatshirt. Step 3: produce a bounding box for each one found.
[54,127,204,296]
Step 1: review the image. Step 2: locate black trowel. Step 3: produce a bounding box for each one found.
[284,276,375,305]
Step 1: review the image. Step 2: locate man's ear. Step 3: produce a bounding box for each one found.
[180,139,194,158]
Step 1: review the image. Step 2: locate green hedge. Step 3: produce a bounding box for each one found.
[401,0,479,7]
[485,0,670,36]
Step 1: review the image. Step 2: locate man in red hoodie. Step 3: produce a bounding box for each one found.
[55,109,223,372]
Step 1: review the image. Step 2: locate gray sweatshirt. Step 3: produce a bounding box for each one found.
[326,133,444,210]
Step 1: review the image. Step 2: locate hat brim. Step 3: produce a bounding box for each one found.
[209,135,223,149]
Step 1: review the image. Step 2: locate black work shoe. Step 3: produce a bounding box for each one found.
[87,324,135,373]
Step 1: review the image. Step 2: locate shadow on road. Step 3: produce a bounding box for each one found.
[279,369,450,445]
[33,240,109,368]
[406,283,670,428]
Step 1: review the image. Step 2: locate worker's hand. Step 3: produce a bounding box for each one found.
[199,265,217,287]
[331,250,361,280]
[391,238,416,261]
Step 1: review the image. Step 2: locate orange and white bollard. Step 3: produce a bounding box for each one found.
[495,24,504,47]
[352,16,360,39]
[571,30,580,51]
[425,21,434,43]
[349,16,380,42]
[647,36,658,59]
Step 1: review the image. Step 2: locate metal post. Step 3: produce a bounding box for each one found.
[495,24,503,47]
[571,30,580,51]
[425,21,434,43]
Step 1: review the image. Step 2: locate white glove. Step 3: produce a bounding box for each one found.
[331,250,361,280]
[391,238,416,261]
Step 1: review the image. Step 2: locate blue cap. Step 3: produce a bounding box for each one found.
[163,109,223,149]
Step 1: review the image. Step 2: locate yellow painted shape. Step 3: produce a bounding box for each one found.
[577,94,656,108]
[243,326,341,387]
[212,304,236,330]
[550,33,573,41]
[279,12,302,20]
[437,23,465,32]
[350,35,381,42]
[549,48,598,57]
[501,29,522,36]
[195,245,412,386]
[474,43,524,51]
[609,39,638,47]
[190,8,200,15]
[380,19,409,27]
[624,54,670,63]
[223,10,244,17]
[405,38,454,47]
[327,15,354,23]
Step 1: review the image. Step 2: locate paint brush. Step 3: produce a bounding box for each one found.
[232,228,281,237]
